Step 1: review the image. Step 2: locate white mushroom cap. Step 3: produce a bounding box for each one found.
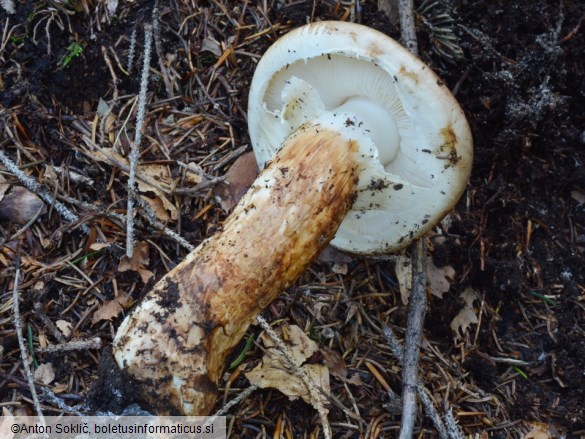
[248,21,473,254]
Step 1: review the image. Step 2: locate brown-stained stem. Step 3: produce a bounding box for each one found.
[113,124,362,415]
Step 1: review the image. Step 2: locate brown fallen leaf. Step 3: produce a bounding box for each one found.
[118,241,154,283]
[136,164,177,221]
[141,194,170,222]
[395,254,412,305]
[321,347,348,380]
[91,292,133,324]
[245,324,330,407]
[89,242,111,251]
[450,287,479,342]
[214,152,259,212]
[427,259,455,299]
[86,148,177,221]
[0,185,46,224]
[396,254,455,303]
[571,189,585,205]
[522,422,550,439]
[55,320,73,338]
[51,382,68,394]
[183,162,205,185]
[34,362,55,385]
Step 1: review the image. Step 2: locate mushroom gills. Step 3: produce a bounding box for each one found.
[268,56,436,190]
[280,77,400,167]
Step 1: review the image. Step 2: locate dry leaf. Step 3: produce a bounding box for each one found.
[0,176,8,199]
[321,347,347,380]
[86,146,127,167]
[427,259,455,298]
[245,325,330,408]
[89,242,111,251]
[450,287,479,342]
[345,373,364,386]
[522,422,550,439]
[0,407,15,439]
[51,382,68,393]
[184,162,205,185]
[136,164,178,220]
[86,149,178,220]
[141,194,170,222]
[331,262,348,274]
[34,363,55,385]
[317,245,353,264]
[344,302,358,324]
[201,37,222,57]
[176,115,203,129]
[118,241,154,283]
[214,152,259,212]
[395,254,412,305]
[92,292,133,324]
[136,164,174,192]
[571,189,585,205]
[38,332,48,348]
[55,320,72,337]
[0,186,46,224]
[396,255,456,303]
[42,164,58,184]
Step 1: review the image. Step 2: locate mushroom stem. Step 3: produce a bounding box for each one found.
[113,124,362,415]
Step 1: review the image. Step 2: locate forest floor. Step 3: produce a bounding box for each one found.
[0,1,584,437]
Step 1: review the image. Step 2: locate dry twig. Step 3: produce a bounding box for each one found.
[395,1,427,437]
[400,239,427,438]
[382,324,465,439]
[12,254,46,425]
[126,24,153,258]
[0,150,90,234]
[256,315,332,439]
[399,0,418,54]
[36,337,102,354]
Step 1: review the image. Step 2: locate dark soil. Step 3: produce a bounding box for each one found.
[1,0,584,437]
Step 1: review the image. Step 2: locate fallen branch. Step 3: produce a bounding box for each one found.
[395,2,428,437]
[400,239,427,439]
[382,324,464,439]
[399,0,418,54]
[12,254,46,425]
[36,337,102,354]
[126,23,153,258]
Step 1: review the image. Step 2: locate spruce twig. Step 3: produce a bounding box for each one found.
[126,24,153,258]
[0,150,90,234]
[12,254,46,425]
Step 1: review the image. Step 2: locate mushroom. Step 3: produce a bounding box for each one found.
[112,21,473,416]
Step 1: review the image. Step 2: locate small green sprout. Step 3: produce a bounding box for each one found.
[512,366,528,379]
[528,290,558,307]
[10,34,27,45]
[59,42,84,68]
[229,334,254,369]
